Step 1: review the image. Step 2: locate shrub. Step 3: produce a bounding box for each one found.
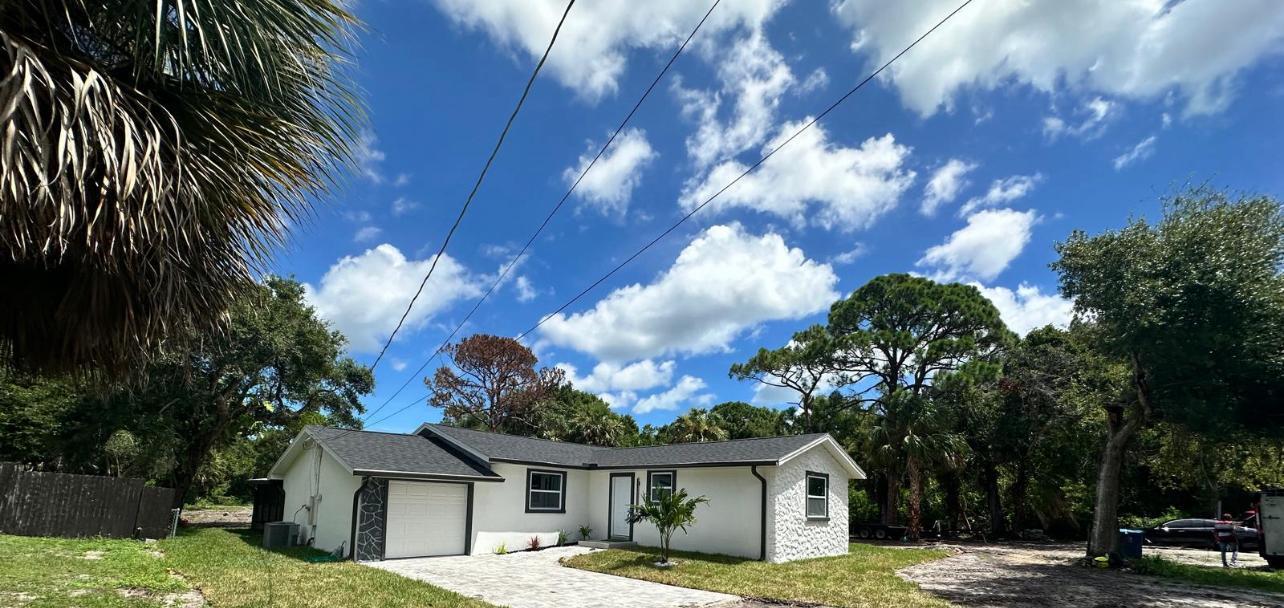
[494,542,508,555]
[528,535,542,551]
[557,530,568,546]
[578,525,592,541]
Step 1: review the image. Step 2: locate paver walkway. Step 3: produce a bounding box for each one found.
[367,546,740,608]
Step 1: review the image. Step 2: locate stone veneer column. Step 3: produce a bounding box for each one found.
[354,478,388,561]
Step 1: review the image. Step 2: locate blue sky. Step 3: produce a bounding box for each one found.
[271,0,1284,433]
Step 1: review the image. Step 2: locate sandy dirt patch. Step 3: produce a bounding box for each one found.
[896,542,1284,607]
[183,507,251,528]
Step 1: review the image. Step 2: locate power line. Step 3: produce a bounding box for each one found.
[368,0,576,372]
[357,0,724,424]
[515,0,977,341]
[358,0,977,432]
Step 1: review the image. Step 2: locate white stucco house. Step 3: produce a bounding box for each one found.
[266,423,864,563]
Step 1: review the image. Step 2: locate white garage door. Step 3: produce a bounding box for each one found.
[385,481,468,559]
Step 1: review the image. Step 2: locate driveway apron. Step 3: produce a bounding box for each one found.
[366,546,739,608]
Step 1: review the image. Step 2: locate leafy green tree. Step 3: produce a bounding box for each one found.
[0,369,80,464]
[730,325,839,431]
[1053,189,1284,557]
[828,274,1012,524]
[626,489,710,565]
[666,409,730,443]
[536,386,639,446]
[873,392,967,539]
[1,0,362,375]
[708,401,783,439]
[82,277,373,506]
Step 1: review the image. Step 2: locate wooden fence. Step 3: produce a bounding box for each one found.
[0,463,176,539]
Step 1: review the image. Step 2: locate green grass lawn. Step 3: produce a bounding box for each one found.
[561,542,951,608]
[1131,555,1284,595]
[1,528,495,608]
[0,533,184,607]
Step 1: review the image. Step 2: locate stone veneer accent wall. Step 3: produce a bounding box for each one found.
[354,478,387,561]
[767,447,850,563]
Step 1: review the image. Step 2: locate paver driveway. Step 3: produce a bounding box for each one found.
[366,546,739,608]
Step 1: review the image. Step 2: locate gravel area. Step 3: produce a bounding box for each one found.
[182,507,251,528]
[897,542,1284,607]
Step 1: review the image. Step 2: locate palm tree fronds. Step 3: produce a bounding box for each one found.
[0,0,363,374]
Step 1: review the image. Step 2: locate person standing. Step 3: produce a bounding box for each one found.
[1213,513,1239,567]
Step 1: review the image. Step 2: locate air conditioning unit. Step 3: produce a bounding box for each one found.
[263,522,300,549]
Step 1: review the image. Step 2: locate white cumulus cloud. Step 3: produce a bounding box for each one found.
[564,128,657,217]
[539,224,839,361]
[1043,97,1116,140]
[633,375,714,415]
[918,209,1039,282]
[959,174,1042,216]
[921,158,978,216]
[556,359,676,394]
[681,121,915,231]
[431,0,782,101]
[304,244,482,352]
[971,282,1074,335]
[833,0,1284,117]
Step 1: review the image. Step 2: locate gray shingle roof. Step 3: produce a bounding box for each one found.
[305,426,501,480]
[422,424,605,467]
[422,423,830,469]
[590,433,830,468]
[299,425,843,479]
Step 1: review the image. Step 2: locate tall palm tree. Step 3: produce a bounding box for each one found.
[872,393,967,540]
[667,408,729,443]
[1,1,362,374]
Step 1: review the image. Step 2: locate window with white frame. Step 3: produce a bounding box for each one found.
[647,470,676,503]
[806,471,828,519]
[526,469,565,512]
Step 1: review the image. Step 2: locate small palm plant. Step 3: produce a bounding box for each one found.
[626,488,709,566]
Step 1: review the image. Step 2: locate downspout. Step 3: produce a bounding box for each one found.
[751,465,767,561]
[349,477,369,561]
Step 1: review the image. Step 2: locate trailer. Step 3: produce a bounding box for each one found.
[850,522,908,541]
[1259,489,1284,569]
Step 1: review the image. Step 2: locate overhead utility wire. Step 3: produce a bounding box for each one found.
[356,0,724,424]
[367,0,576,372]
[359,0,978,432]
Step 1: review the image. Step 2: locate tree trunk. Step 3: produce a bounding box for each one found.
[882,474,901,525]
[940,471,962,531]
[1087,357,1151,558]
[170,399,235,509]
[907,457,923,540]
[981,461,1005,537]
[1010,461,1031,532]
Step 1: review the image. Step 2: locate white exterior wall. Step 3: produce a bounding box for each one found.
[469,462,591,554]
[584,466,764,560]
[278,441,361,554]
[764,446,850,563]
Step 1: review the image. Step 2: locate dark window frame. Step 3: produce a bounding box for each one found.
[646,470,677,504]
[525,468,567,514]
[805,471,829,520]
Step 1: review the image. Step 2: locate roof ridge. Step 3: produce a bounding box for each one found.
[425,423,607,450]
[427,422,827,452]
[308,425,414,438]
[601,431,829,452]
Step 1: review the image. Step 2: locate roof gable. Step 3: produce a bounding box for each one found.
[272,426,503,481]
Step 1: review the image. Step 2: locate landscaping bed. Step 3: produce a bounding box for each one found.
[560,542,951,608]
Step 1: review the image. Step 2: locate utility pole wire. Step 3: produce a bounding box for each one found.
[359,0,978,432]
[368,0,576,372]
[358,0,723,424]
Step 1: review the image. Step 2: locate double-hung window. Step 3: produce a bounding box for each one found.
[526,469,566,513]
[806,471,829,519]
[647,470,676,503]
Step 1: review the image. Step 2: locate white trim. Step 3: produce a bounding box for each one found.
[778,436,865,479]
[414,423,493,465]
[350,468,503,481]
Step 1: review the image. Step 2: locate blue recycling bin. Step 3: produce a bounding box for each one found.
[1118,528,1144,559]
